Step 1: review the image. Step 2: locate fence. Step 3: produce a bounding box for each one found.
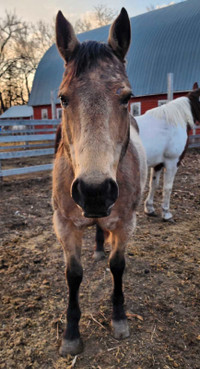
[0,119,60,178]
[0,119,200,178]
[189,125,200,148]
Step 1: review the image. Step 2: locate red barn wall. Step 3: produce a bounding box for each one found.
[33,94,199,134]
[34,94,188,119]
[129,92,200,135]
[33,104,61,120]
[130,92,186,115]
[33,105,52,119]
[33,104,62,133]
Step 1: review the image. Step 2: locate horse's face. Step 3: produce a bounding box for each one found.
[188,84,200,123]
[56,9,132,218]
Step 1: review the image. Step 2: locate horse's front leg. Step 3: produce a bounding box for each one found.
[53,210,84,356]
[162,160,178,221]
[109,229,129,339]
[144,166,162,216]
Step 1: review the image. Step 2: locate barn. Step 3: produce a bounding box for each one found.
[0,105,33,120]
[28,0,200,120]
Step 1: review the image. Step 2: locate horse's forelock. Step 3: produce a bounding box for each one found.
[64,41,118,79]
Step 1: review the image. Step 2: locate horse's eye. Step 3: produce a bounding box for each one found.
[120,93,133,107]
[59,95,69,108]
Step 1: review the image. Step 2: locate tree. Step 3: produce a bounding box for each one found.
[146,2,175,12]
[0,12,27,79]
[94,4,117,27]
[75,4,117,33]
[0,11,54,113]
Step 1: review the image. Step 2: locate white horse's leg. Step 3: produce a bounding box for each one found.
[144,166,162,216]
[161,160,178,221]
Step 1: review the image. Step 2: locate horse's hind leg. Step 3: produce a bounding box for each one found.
[144,165,162,216]
[93,224,105,261]
[109,229,129,339]
[53,210,84,356]
[162,160,178,221]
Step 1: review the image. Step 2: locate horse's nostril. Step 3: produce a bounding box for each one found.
[105,179,119,204]
[71,178,83,206]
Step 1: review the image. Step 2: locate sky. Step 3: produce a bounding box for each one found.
[0,0,184,25]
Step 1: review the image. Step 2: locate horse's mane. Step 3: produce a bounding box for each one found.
[145,97,195,128]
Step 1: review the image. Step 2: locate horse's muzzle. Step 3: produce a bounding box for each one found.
[71,178,119,218]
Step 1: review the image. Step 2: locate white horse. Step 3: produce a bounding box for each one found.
[135,83,200,221]
[12,125,26,134]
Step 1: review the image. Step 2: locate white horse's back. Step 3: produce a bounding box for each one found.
[136,114,188,167]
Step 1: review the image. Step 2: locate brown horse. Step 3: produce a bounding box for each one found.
[53,8,147,356]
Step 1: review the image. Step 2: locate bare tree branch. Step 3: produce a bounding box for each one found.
[0,11,54,113]
[74,3,116,33]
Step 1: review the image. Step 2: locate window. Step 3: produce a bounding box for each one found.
[57,108,62,119]
[130,102,141,116]
[41,108,48,119]
[158,100,167,106]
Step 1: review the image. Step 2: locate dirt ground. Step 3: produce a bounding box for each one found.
[0,149,200,369]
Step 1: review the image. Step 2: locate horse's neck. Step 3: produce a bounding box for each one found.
[144,97,195,128]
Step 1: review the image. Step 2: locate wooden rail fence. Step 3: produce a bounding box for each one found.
[0,119,60,178]
[0,119,199,178]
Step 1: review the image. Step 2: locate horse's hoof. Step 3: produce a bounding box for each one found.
[59,338,83,356]
[163,217,175,223]
[93,251,105,261]
[111,319,130,339]
[162,211,174,222]
[145,211,157,217]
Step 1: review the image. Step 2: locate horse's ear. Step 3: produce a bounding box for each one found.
[192,82,199,90]
[56,11,79,62]
[108,8,131,61]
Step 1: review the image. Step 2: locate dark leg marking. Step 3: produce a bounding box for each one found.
[95,224,105,253]
[154,162,164,172]
[110,251,129,339]
[110,253,126,320]
[59,257,83,356]
[93,224,105,261]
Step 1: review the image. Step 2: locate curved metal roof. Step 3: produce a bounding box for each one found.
[0,105,33,118]
[29,0,200,106]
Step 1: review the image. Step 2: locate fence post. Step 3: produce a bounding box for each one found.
[51,90,56,119]
[167,73,174,101]
[0,160,3,183]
